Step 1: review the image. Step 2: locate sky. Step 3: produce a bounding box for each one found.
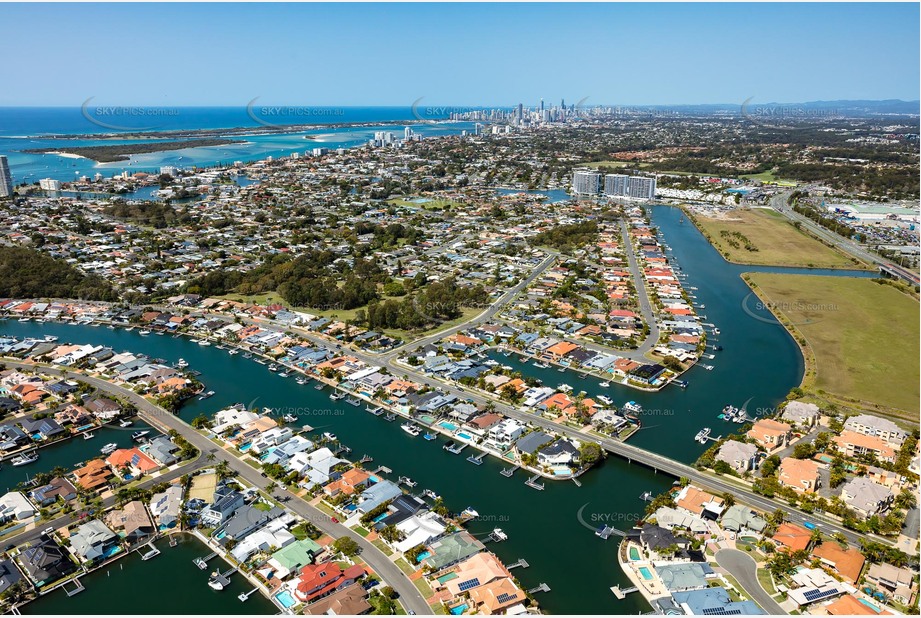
[1,2,918,107]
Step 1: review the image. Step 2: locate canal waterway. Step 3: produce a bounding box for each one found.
[0,204,875,614]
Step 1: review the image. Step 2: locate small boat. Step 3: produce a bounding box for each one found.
[101,442,118,455]
[532,361,549,369]
[556,366,566,372]
[423,432,437,441]
[321,432,337,442]
[243,352,253,359]
[489,528,508,542]
[139,330,151,336]
[11,451,39,466]
[346,397,361,407]
[712,328,721,335]
[268,364,278,372]
[398,476,417,487]
[228,349,239,355]
[295,378,306,385]
[207,574,225,591]
[107,325,115,329]
[459,507,479,521]
[401,423,421,437]
[283,414,297,423]
[118,419,133,428]
[17,317,30,322]
[43,335,58,342]
[198,340,211,346]
[199,390,215,400]
[483,359,499,367]
[83,432,95,440]
[599,381,610,388]
[330,392,345,401]
[597,395,613,406]
[623,401,643,414]
[131,430,150,442]
[558,384,573,393]
[141,547,160,560]
[384,413,396,422]
[176,358,189,368]
[714,345,723,351]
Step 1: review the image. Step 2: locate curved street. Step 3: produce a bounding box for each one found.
[714,548,785,615]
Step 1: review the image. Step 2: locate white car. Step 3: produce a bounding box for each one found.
[42,527,55,536]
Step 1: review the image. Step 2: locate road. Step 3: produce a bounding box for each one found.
[620,218,661,356]
[9,362,433,615]
[715,548,786,615]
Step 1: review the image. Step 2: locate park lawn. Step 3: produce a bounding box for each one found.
[386,197,463,211]
[694,208,861,269]
[747,273,920,415]
[740,170,797,186]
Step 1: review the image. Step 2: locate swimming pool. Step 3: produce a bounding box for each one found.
[457,432,473,441]
[239,442,252,452]
[449,603,469,615]
[415,550,432,563]
[859,598,882,613]
[275,590,296,608]
[551,466,571,476]
[639,567,653,580]
[439,421,458,431]
[629,547,640,561]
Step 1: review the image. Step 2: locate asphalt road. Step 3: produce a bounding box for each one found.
[620,218,661,356]
[11,362,433,615]
[715,548,786,615]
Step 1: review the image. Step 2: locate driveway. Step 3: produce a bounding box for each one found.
[715,548,785,615]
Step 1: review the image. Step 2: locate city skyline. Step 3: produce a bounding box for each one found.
[0,3,918,107]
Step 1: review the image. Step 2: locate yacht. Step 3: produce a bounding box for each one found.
[118,418,133,428]
[82,431,95,440]
[558,384,573,393]
[329,391,345,401]
[597,395,613,406]
[100,442,118,455]
[712,328,721,336]
[176,358,189,368]
[199,390,215,400]
[532,361,549,369]
[131,430,150,442]
[295,377,306,385]
[622,401,643,414]
[401,423,421,437]
[198,340,211,346]
[282,413,298,423]
[228,349,239,355]
[268,364,278,372]
[43,335,58,342]
[599,381,610,388]
[17,317,30,323]
[483,359,499,367]
[11,451,39,467]
[139,330,151,336]
[321,432,337,442]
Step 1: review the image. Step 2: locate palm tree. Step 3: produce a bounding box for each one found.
[721,492,736,508]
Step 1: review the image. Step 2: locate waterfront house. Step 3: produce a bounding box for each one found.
[719,505,766,533]
[69,519,119,564]
[219,504,285,543]
[771,522,811,553]
[825,594,892,616]
[83,397,121,421]
[865,563,917,604]
[106,447,161,478]
[143,436,180,466]
[747,419,792,451]
[267,538,324,579]
[0,492,35,523]
[29,477,77,506]
[514,431,554,458]
[843,414,908,447]
[294,561,366,603]
[421,531,486,571]
[105,500,155,543]
[781,401,820,428]
[639,524,690,558]
[302,582,372,615]
[442,552,514,596]
[17,535,76,588]
[199,485,245,527]
[628,363,668,386]
[675,486,725,519]
[230,512,296,562]
[393,511,447,554]
[18,417,65,440]
[484,418,526,451]
[0,558,23,595]
[150,484,183,528]
[840,477,894,518]
[355,480,402,514]
[714,440,759,473]
[537,438,579,466]
[811,542,866,584]
[323,468,371,498]
[468,577,526,615]
[778,457,821,493]
[651,506,709,534]
[833,430,897,463]
[288,447,346,486]
[73,458,115,492]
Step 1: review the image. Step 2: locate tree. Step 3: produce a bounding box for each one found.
[578,442,603,466]
[761,455,781,477]
[721,492,736,508]
[333,536,360,557]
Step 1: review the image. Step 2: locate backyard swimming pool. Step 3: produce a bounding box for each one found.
[449,604,469,615]
[439,421,458,431]
[639,567,653,580]
[275,590,296,608]
[457,432,473,441]
[629,547,640,561]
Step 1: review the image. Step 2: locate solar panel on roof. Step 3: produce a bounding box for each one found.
[457,577,481,592]
[496,592,519,604]
[701,608,742,615]
[802,588,839,602]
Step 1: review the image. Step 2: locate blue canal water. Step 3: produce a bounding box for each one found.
[0,204,875,614]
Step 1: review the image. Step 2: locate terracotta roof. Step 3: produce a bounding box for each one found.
[812,543,866,583]
[772,522,811,552]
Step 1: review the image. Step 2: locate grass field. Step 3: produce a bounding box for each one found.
[386,197,462,211]
[693,208,862,269]
[740,170,797,186]
[747,273,920,415]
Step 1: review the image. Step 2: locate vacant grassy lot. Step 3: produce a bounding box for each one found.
[747,273,919,414]
[694,208,861,269]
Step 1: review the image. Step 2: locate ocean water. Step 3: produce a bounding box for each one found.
[0,107,476,183]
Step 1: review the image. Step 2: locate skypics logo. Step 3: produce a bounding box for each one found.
[740,97,840,130]
[741,291,838,326]
[411,98,486,122]
[245,97,345,128]
[81,97,180,132]
[575,502,642,534]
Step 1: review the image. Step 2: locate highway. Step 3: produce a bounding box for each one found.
[7,362,433,615]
